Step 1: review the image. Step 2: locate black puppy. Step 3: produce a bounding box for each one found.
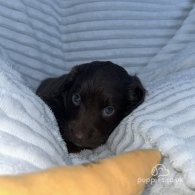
[36,61,145,153]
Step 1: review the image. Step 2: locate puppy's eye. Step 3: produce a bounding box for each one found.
[72,93,81,106]
[102,106,115,117]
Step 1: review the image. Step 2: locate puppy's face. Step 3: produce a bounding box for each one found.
[59,62,145,149]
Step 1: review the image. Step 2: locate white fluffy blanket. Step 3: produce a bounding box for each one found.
[0,50,70,174]
[0,0,195,195]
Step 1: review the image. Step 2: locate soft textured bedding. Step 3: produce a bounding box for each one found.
[0,0,195,195]
[0,0,193,89]
[0,49,70,174]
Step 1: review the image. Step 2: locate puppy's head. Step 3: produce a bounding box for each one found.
[54,61,145,149]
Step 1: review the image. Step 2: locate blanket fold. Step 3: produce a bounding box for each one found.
[0,49,70,174]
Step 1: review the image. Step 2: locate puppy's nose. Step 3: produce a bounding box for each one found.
[74,131,84,140]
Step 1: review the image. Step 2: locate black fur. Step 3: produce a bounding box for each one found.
[36,61,145,153]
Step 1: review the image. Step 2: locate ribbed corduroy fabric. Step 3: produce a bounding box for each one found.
[0,0,193,88]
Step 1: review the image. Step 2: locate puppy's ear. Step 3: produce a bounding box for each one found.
[36,66,79,98]
[125,75,146,115]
